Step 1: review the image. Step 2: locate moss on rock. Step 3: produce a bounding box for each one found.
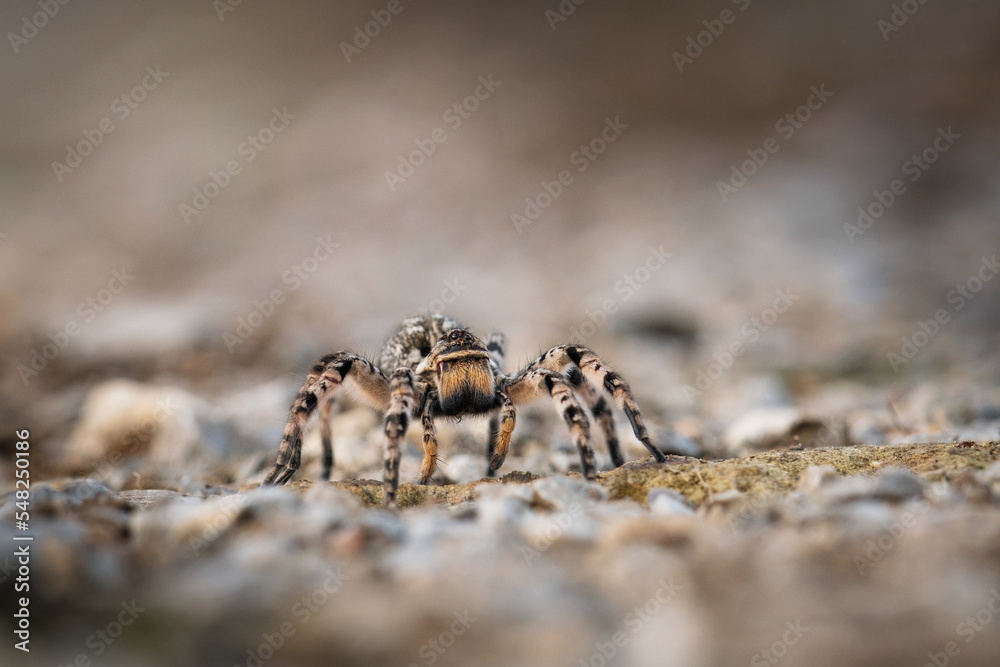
[291,442,1000,508]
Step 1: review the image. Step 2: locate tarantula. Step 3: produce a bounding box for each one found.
[263,314,666,506]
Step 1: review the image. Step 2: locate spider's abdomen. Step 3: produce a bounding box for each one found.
[437,358,497,416]
[377,314,463,371]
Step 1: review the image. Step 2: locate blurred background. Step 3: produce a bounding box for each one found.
[3,0,1000,429]
[3,1,1000,666]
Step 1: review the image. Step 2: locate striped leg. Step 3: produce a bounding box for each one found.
[264,352,389,486]
[418,389,439,485]
[565,365,623,467]
[504,369,594,479]
[383,368,420,507]
[319,396,336,480]
[485,331,505,368]
[485,331,509,476]
[488,391,516,474]
[527,345,666,464]
[486,417,499,477]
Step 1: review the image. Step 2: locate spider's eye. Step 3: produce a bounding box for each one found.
[449,331,461,341]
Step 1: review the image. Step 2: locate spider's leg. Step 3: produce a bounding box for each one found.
[527,345,666,463]
[485,331,505,368]
[319,396,336,481]
[484,331,508,476]
[383,368,420,508]
[486,416,499,477]
[565,365,623,467]
[264,353,389,486]
[488,391,516,473]
[418,389,439,485]
[503,369,594,479]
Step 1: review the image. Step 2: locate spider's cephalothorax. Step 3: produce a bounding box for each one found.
[263,314,667,506]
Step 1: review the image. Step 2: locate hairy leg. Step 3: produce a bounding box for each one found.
[486,416,499,477]
[565,365,623,467]
[418,389,439,484]
[488,392,516,473]
[319,396,336,480]
[523,345,666,463]
[382,368,420,507]
[503,369,594,479]
[484,331,507,476]
[264,353,388,486]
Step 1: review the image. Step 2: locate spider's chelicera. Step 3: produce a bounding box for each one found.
[263,314,667,506]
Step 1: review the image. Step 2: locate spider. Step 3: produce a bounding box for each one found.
[263,314,666,506]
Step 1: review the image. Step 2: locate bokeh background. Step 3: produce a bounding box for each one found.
[4,0,999,418]
[3,1,1000,666]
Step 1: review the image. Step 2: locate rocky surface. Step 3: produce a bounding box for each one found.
[3,441,1000,667]
[297,441,1000,508]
